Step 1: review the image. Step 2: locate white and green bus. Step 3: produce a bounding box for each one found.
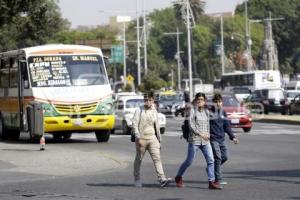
[0,44,115,142]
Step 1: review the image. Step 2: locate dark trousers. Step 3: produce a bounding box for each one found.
[210,140,228,181]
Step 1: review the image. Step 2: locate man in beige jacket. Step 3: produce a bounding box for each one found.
[132,92,171,188]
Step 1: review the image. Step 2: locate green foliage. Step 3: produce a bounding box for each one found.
[236,0,300,74]
[0,0,70,51]
[139,71,168,92]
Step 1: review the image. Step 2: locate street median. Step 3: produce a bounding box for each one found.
[252,114,300,125]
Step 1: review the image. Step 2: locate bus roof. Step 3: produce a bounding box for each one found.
[0,44,103,57]
[222,70,280,76]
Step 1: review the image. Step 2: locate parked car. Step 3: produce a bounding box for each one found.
[245,88,289,115]
[285,81,300,91]
[289,94,300,115]
[286,90,300,103]
[207,94,253,132]
[114,95,166,134]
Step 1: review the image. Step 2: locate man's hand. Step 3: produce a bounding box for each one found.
[200,132,210,141]
[233,138,239,144]
[135,138,142,146]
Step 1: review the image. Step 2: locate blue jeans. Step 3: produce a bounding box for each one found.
[176,142,215,182]
[210,140,228,181]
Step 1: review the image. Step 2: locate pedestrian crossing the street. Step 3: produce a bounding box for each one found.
[70,123,299,142]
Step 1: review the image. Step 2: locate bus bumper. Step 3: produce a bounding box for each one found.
[44,115,115,132]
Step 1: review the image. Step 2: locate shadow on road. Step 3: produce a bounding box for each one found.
[225,169,300,184]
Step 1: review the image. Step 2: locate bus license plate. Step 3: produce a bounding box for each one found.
[74,119,83,126]
[231,119,239,124]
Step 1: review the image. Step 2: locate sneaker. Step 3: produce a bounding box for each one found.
[160,178,171,188]
[175,176,184,188]
[219,181,228,185]
[208,181,222,190]
[134,180,142,188]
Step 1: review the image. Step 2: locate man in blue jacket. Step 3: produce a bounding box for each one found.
[209,93,239,187]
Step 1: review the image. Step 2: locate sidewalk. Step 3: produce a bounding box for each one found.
[253,114,300,125]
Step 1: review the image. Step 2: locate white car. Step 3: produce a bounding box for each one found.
[114,95,166,134]
[286,90,300,103]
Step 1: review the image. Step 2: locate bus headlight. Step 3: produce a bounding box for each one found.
[100,103,113,113]
[42,104,54,116]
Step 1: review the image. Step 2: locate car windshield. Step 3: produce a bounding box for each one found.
[160,94,183,102]
[287,92,300,98]
[126,99,144,108]
[28,55,108,87]
[268,90,284,99]
[222,96,240,107]
[207,96,239,107]
[233,88,251,94]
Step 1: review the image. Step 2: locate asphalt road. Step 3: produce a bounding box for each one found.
[0,118,299,200]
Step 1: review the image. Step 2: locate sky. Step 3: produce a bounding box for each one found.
[58,0,243,28]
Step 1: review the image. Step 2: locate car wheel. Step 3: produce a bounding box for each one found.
[122,121,131,135]
[53,133,63,141]
[0,115,8,140]
[289,108,294,115]
[95,130,110,142]
[243,127,251,132]
[160,127,165,134]
[9,130,20,140]
[62,132,72,140]
[263,107,269,114]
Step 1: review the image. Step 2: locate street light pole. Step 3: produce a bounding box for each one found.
[244,0,252,71]
[186,0,193,101]
[143,0,148,75]
[163,27,183,90]
[123,22,127,86]
[220,15,225,75]
[176,27,182,90]
[136,0,141,86]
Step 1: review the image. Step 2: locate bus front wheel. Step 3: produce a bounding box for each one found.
[95,130,110,142]
[0,115,8,140]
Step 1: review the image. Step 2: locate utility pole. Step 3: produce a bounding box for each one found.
[143,0,148,75]
[244,0,253,71]
[185,0,195,101]
[136,0,141,86]
[253,12,283,70]
[173,0,195,99]
[163,27,183,90]
[220,15,225,75]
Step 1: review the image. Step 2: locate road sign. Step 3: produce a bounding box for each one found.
[111,45,123,64]
[126,74,134,82]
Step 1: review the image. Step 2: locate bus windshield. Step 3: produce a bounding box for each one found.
[28,55,108,87]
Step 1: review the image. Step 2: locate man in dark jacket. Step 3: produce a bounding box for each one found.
[209,93,239,187]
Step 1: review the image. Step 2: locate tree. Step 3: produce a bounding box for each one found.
[173,0,205,23]
[235,0,300,75]
[0,0,69,51]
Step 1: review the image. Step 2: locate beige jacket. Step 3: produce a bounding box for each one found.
[132,107,161,142]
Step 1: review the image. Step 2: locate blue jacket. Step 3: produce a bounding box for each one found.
[209,109,235,142]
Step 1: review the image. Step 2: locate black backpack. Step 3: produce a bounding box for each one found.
[181,108,209,141]
[181,119,190,141]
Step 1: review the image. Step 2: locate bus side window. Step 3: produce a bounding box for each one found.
[0,58,9,88]
[9,58,18,88]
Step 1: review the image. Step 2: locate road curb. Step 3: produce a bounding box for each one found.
[253,118,300,125]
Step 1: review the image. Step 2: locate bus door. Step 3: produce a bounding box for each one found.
[18,59,27,131]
